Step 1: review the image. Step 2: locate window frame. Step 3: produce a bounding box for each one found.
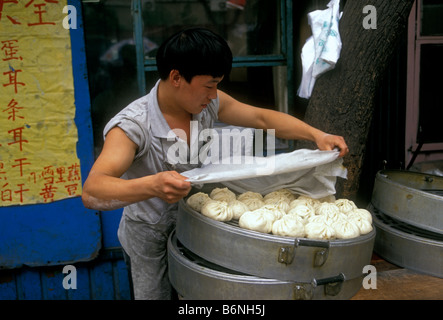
[405,0,443,168]
[131,0,295,113]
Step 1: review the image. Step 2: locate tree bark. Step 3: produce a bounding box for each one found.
[297,0,415,200]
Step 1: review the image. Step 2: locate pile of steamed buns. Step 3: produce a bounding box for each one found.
[186,187,373,240]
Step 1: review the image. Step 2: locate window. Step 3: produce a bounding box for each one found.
[83,0,294,155]
[134,0,293,113]
[405,0,443,168]
[420,0,443,36]
[83,1,138,155]
[417,44,443,144]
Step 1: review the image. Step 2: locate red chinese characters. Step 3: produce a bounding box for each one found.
[1,38,30,204]
[1,40,23,61]
[3,68,25,93]
[35,163,81,202]
[0,1,19,24]
[1,0,59,26]
[1,4,82,205]
[25,0,59,26]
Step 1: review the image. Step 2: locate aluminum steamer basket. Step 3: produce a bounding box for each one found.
[369,204,443,278]
[371,170,443,234]
[369,170,443,278]
[168,230,364,300]
[176,198,375,283]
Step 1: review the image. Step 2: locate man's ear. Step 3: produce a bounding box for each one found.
[169,69,181,87]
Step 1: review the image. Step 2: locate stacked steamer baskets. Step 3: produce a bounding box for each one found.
[369,170,443,278]
[168,183,376,300]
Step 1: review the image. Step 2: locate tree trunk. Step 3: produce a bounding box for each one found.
[297,0,415,201]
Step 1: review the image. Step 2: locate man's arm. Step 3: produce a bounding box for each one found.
[81,127,191,211]
[217,90,349,157]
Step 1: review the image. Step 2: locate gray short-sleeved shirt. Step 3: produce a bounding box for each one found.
[103,80,219,228]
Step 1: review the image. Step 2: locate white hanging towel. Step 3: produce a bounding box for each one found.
[297,0,343,99]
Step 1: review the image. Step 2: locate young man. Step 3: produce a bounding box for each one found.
[82,28,349,300]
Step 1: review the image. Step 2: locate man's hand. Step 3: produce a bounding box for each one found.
[315,133,349,158]
[153,171,192,203]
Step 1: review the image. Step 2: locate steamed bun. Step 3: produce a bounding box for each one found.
[238,191,263,201]
[201,200,233,222]
[239,197,265,211]
[264,189,295,203]
[263,197,290,213]
[316,202,341,216]
[272,215,305,237]
[186,192,211,212]
[304,221,336,240]
[335,199,358,214]
[347,211,373,234]
[257,204,285,222]
[292,195,321,209]
[210,187,236,202]
[348,208,373,224]
[228,200,250,220]
[332,219,361,239]
[239,210,273,233]
[287,204,315,224]
[315,203,346,227]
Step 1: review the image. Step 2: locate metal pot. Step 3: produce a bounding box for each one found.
[168,231,364,300]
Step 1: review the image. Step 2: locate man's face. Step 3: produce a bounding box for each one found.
[178,75,224,114]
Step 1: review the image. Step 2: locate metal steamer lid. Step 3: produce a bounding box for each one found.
[176,199,375,283]
[168,231,364,300]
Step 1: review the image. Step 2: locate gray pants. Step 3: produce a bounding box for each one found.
[118,215,176,300]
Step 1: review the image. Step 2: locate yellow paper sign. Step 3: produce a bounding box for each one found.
[0,1,82,206]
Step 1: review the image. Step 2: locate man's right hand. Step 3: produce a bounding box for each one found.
[153,171,192,203]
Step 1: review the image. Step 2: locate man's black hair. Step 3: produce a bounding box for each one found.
[156,27,233,82]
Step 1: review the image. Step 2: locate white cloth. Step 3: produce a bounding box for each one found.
[297,0,343,99]
[182,148,347,199]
